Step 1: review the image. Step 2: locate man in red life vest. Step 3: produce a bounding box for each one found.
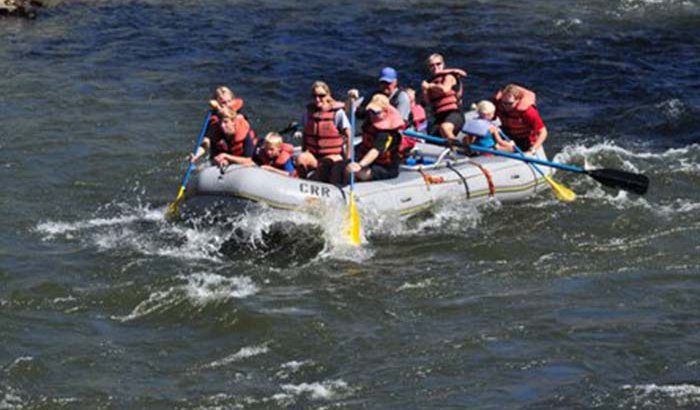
[253,132,296,176]
[493,84,548,155]
[421,53,467,143]
[346,94,405,182]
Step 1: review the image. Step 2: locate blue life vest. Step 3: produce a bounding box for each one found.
[463,118,497,148]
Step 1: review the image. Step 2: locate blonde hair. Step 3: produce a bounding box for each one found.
[405,87,416,102]
[213,86,234,100]
[471,100,495,116]
[366,93,390,112]
[264,132,283,147]
[217,106,237,120]
[310,81,333,105]
[501,84,524,99]
[426,53,444,66]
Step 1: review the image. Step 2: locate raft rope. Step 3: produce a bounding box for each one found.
[446,162,470,199]
[417,167,432,191]
[468,161,496,197]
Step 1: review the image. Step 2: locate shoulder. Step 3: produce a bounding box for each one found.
[234,114,250,126]
[522,106,542,119]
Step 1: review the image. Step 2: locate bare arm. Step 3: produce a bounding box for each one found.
[357,148,379,167]
[260,164,291,176]
[189,137,211,162]
[529,127,548,153]
[422,74,457,96]
[213,153,255,167]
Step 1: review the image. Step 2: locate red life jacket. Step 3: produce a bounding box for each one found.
[302,102,345,157]
[494,85,537,143]
[427,68,467,114]
[410,103,427,129]
[256,143,294,169]
[212,115,258,157]
[207,98,245,129]
[359,106,405,166]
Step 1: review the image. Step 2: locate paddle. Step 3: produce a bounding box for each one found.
[344,103,362,246]
[278,121,300,136]
[496,130,576,202]
[403,130,649,195]
[165,110,212,220]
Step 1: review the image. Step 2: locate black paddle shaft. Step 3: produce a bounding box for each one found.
[586,168,650,195]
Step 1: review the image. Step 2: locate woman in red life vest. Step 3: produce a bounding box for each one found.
[493,84,548,155]
[253,132,296,177]
[421,53,467,143]
[206,86,244,136]
[346,94,405,182]
[189,105,258,167]
[296,81,352,184]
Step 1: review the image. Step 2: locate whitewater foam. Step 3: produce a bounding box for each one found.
[280,379,350,400]
[623,383,700,405]
[206,344,270,368]
[113,272,258,322]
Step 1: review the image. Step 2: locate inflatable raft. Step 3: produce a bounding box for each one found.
[181,141,554,217]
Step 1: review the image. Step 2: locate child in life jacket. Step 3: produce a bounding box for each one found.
[254,132,296,176]
[404,87,427,132]
[462,100,514,151]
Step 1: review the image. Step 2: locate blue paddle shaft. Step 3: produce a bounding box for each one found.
[497,130,547,178]
[403,130,585,174]
[181,111,213,187]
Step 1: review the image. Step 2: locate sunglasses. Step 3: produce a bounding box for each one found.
[314,93,327,99]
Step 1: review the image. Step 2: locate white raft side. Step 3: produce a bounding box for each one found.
[349,147,549,215]
[189,164,346,211]
[186,144,553,215]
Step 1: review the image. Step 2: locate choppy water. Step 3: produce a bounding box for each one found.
[2,0,700,408]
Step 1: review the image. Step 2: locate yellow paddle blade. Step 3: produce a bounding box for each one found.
[544,175,577,202]
[344,192,362,246]
[165,186,186,220]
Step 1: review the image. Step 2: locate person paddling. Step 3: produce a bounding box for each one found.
[296,81,352,184]
[345,94,405,182]
[189,105,258,167]
[493,84,548,155]
[254,132,296,176]
[421,53,467,143]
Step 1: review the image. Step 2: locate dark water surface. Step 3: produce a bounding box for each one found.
[2,0,700,408]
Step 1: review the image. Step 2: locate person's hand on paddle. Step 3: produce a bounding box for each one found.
[188,146,205,163]
[346,161,362,174]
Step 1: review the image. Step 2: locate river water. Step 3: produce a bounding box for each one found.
[2,1,700,408]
